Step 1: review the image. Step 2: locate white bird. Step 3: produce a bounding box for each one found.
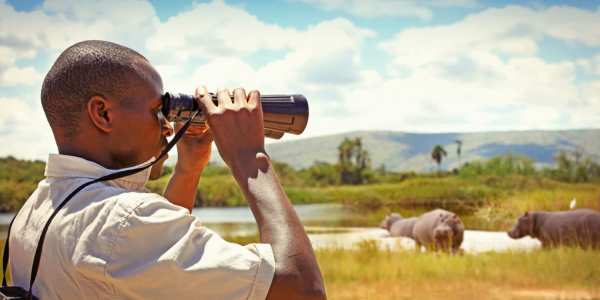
[569,198,577,210]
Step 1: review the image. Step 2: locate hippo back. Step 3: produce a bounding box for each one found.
[389,217,418,238]
[538,209,600,249]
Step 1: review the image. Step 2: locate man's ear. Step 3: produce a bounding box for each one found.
[88,95,113,133]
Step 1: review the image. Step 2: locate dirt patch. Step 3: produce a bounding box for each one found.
[324,281,600,300]
[511,289,600,300]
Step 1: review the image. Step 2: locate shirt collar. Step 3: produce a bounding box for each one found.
[44,154,154,191]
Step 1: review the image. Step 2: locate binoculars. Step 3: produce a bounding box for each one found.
[161,92,309,139]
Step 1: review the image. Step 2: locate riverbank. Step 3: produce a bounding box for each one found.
[144,174,600,231]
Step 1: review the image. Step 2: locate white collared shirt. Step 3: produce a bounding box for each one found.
[9,154,275,300]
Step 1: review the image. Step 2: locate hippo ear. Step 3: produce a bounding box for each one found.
[524,211,529,217]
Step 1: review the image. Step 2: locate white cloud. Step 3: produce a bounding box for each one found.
[380,5,600,69]
[0,66,43,86]
[147,0,297,63]
[358,5,600,134]
[154,14,375,110]
[592,54,600,76]
[0,96,55,159]
[299,0,477,20]
[0,0,159,68]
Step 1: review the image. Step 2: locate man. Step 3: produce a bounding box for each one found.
[8,40,326,300]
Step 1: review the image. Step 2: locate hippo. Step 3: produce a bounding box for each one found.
[412,209,464,253]
[380,213,418,239]
[507,209,600,249]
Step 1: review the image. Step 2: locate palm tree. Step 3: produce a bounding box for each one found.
[455,139,463,168]
[431,144,447,172]
[338,137,371,184]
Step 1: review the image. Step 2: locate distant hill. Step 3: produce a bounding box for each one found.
[175,129,600,172]
[266,129,600,172]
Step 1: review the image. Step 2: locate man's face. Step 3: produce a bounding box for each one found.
[109,59,173,168]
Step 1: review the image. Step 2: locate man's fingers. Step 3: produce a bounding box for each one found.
[247,90,261,110]
[195,86,217,113]
[233,88,246,107]
[217,88,232,108]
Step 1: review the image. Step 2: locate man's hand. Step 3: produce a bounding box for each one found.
[173,122,213,174]
[163,110,213,212]
[195,86,265,176]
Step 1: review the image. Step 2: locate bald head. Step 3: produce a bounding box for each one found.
[41,40,156,138]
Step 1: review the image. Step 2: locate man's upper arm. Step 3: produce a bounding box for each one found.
[105,195,275,300]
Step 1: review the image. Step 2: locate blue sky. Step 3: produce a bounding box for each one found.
[1,0,600,160]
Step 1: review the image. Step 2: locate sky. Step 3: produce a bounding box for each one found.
[1,0,599,160]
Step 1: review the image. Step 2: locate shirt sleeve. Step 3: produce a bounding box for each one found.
[105,195,275,300]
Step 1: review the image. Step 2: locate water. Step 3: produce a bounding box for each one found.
[190,203,351,236]
[0,203,352,240]
[193,203,349,223]
[0,204,541,253]
[314,228,541,253]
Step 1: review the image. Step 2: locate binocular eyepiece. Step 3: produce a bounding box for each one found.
[161,92,309,139]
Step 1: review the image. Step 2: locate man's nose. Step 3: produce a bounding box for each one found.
[162,119,174,137]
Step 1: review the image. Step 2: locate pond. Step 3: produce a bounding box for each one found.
[0,203,540,253]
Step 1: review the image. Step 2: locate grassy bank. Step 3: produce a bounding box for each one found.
[146,173,600,231]
[222,235,600,300]
[321,243,600,299]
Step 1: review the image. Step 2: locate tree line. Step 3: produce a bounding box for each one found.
[0,138,599,212]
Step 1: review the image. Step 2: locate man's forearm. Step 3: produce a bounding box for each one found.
[231,152,325,298]
[163,166,202,212]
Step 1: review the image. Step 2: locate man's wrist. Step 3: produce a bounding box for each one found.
[174,162,205,177]
[229,151,271,182]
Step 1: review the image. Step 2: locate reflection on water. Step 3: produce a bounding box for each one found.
[194,203,352,237]
[0,203,352,240]
[193,203,349,223]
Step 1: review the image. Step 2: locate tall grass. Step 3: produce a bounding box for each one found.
[222,235,600,299]
[318,242,600,299]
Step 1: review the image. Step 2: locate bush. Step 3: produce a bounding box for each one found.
[0,156,45,211]
[459,154,536,178]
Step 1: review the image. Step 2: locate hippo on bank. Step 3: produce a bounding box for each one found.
[380,213,418,239]
[412,209,465,252]
[508,209,600,249]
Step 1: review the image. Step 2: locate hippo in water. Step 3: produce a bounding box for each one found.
[508,209,600,249]
[412,209,464,253]
[380,213,418,239]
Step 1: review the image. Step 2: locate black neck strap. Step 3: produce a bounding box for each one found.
[2,110,198,299]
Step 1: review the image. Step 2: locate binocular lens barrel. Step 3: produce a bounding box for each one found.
[161,92,309,139]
